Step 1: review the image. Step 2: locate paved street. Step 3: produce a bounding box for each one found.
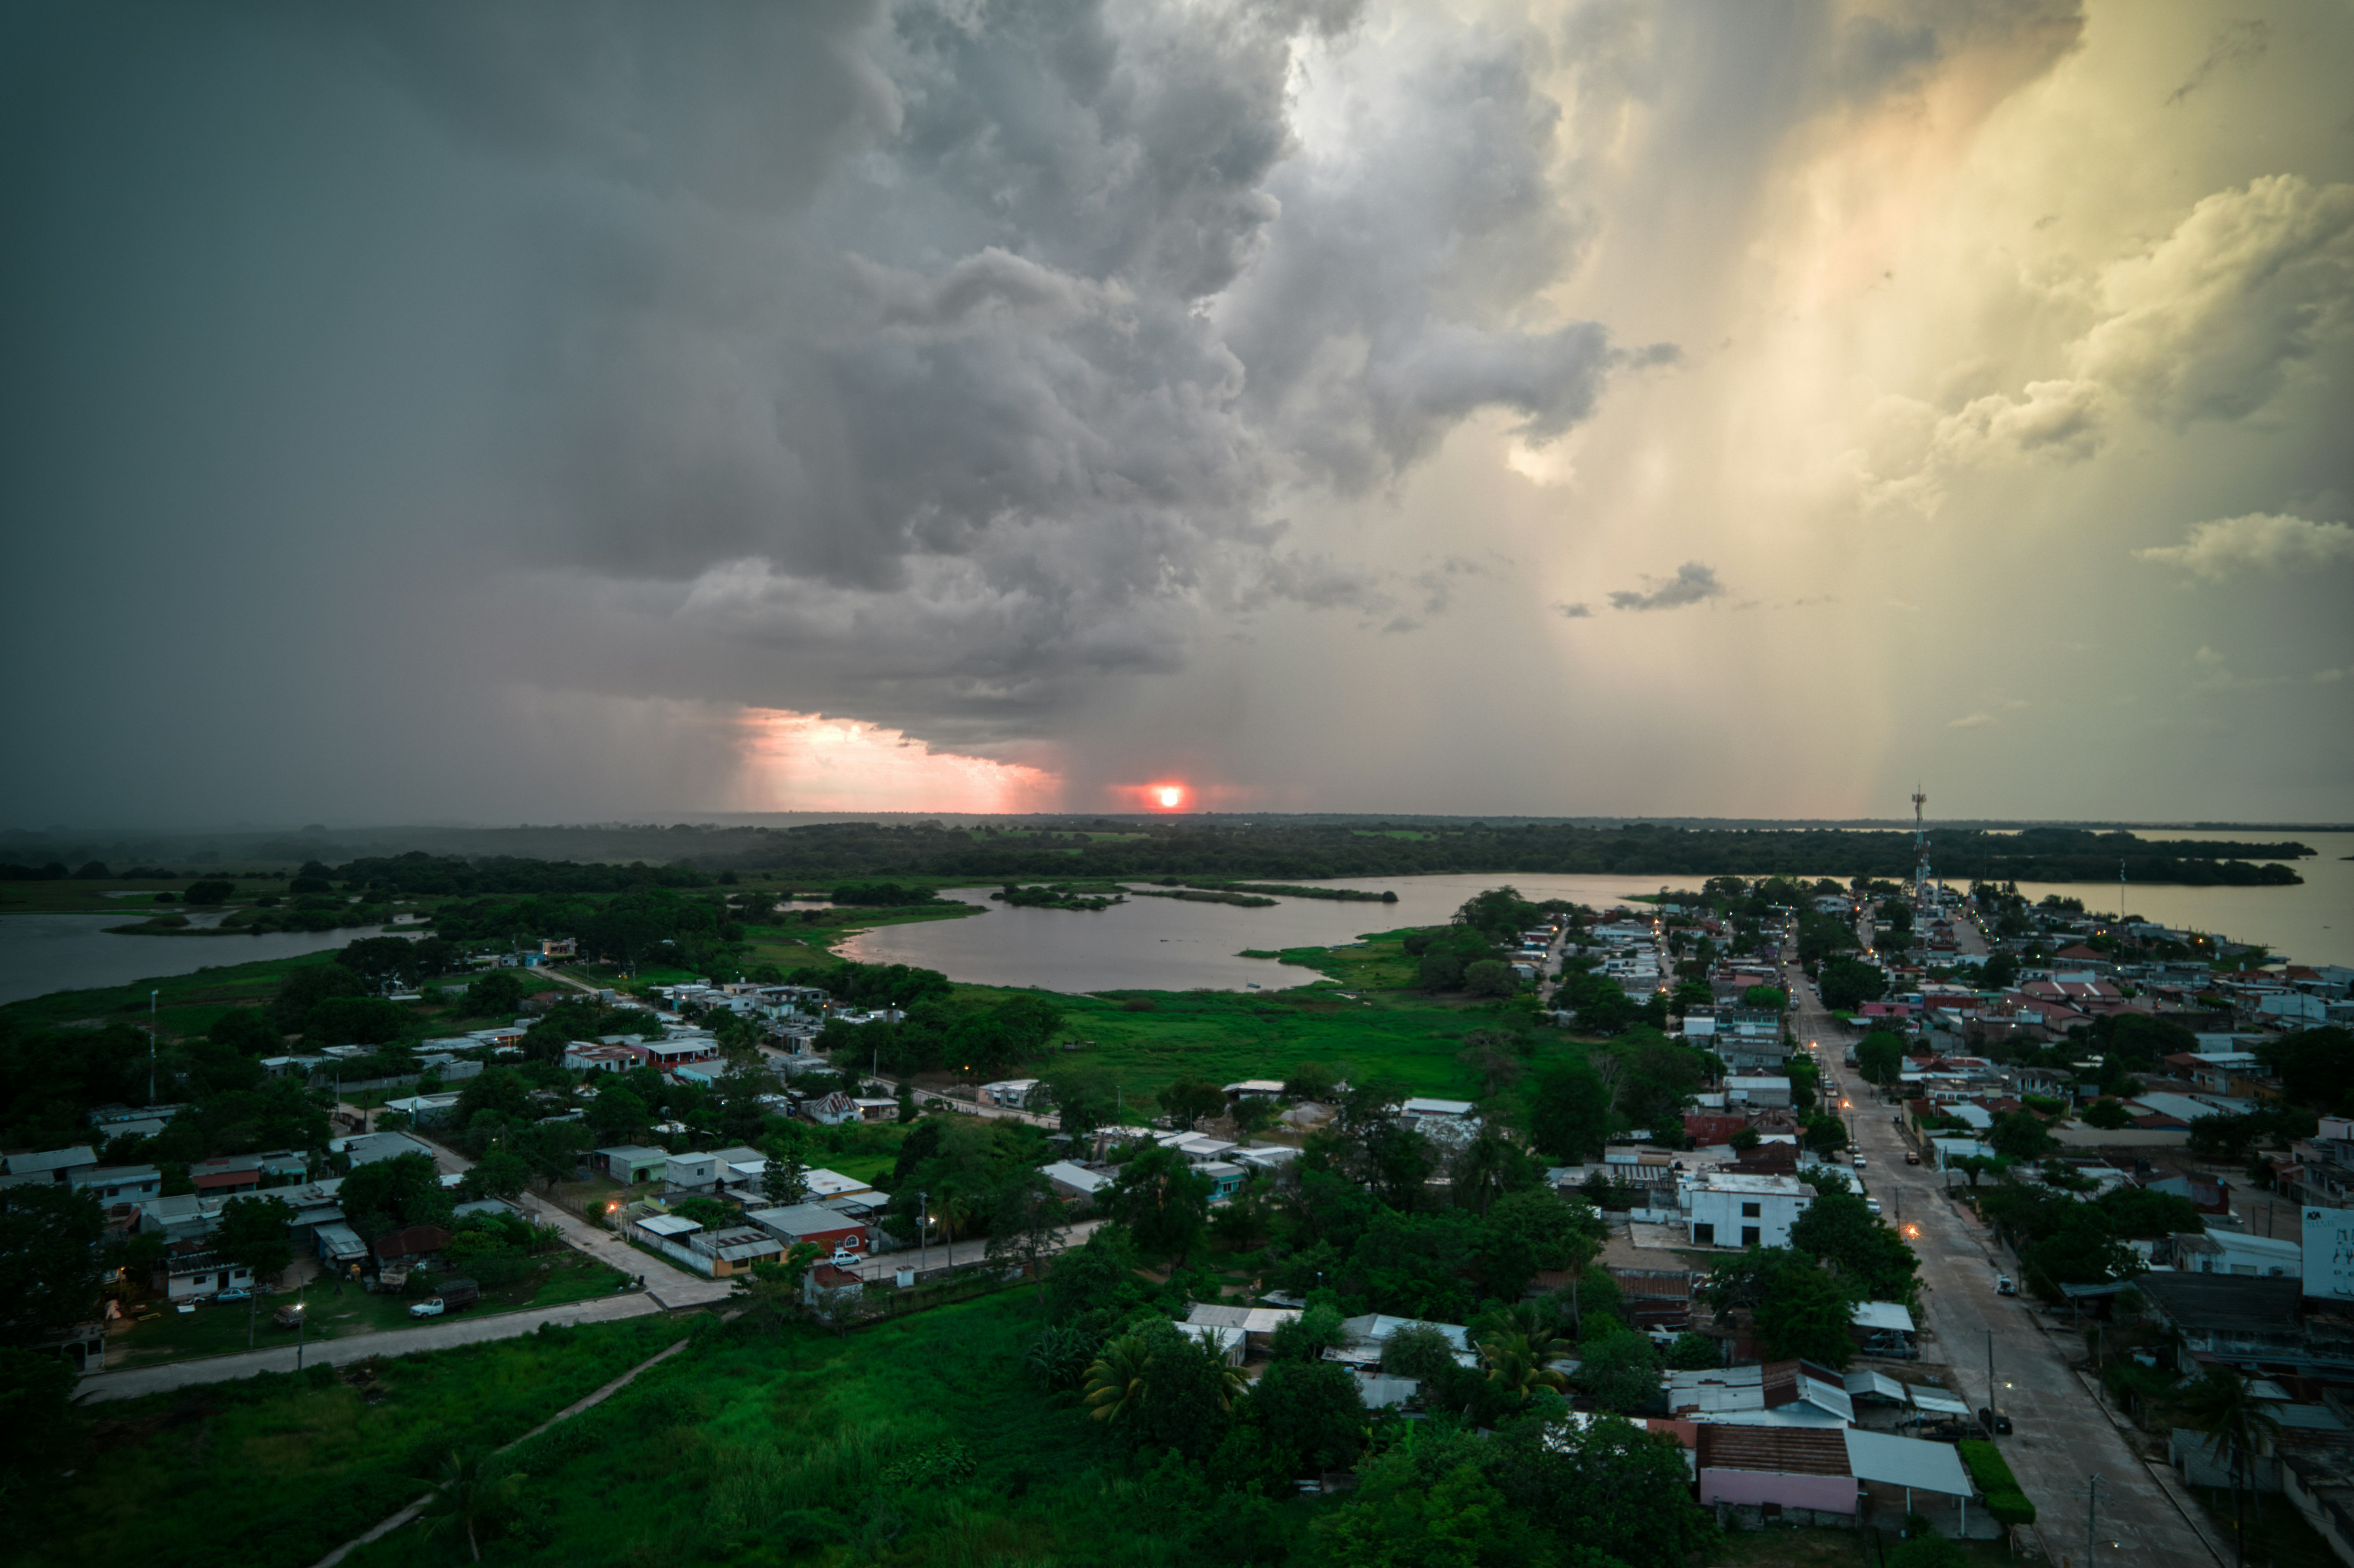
[1786,947,2224,1568]
[77,1291,668,1403]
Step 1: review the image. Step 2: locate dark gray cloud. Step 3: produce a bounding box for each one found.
[1608,561,1725,611]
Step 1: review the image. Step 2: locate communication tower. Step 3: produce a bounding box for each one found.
[1910,789,1932,908]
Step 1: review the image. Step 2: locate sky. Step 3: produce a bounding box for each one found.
[3,0,2350,827]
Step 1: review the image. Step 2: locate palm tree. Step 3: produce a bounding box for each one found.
[1190,1329,1251,1411]
[417,1449,523,1563]
[2173,1366,2282,1568]
[1082,1332,1155,1424]
[1477,1331,1568,1403]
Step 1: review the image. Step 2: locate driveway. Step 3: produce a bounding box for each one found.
[1788,964,2224,1567]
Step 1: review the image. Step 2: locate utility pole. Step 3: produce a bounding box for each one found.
[148,990,159,1103]
[2087,1472,2099,1568]
[918,1190,928,1274]
[1987,1330,1996,1427]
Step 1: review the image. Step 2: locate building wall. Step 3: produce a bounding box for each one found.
[1697,1469,1857,1515]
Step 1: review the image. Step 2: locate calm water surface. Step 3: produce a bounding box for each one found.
[842,840,2354,994]
[0,915,401,1007]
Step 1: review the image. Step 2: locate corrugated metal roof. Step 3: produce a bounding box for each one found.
[1851,1301,1915,1333]
[1696,1424,1851,1476]
[1842,1429,1972,1495]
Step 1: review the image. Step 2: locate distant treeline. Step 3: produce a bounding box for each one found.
[721,821,2307,886]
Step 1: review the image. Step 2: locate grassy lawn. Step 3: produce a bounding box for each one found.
[105,1254,636,1369]
[29,1315,686,1568]
[0,945,348,1034]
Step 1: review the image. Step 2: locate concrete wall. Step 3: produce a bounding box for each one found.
[1698,1469,1857,1515]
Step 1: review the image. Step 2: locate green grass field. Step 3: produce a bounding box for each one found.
[25,1314,686,1568]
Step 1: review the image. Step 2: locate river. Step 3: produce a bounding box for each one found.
[0,915,403,1007]
[841,838,2354,994]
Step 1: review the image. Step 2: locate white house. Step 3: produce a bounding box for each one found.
[1686,1172,1812,1249]
[978,1078,1042,1109]
[1725,1077,1793,1110]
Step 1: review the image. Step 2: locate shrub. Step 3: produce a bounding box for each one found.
[1985,1490,2038,1525]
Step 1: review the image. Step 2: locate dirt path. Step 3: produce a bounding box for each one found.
[309,1334,693,1568]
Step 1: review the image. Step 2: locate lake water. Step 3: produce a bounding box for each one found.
[0,915,401,1007]
[842,840,2354,994]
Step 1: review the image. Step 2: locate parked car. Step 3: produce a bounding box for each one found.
[1851,1156,1869,1171]
[215,1288,251,1304]
[1905,1151,1920,1165]
[409,1277,482,1319]
[272,1305,304,1329]
[1979,1408,2014,1436]
[1996,1274,2017,1296]
[828,1246,861,1269]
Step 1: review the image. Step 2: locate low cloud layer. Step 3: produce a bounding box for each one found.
[2136,513,2354,579]
[1607,562,1725,612]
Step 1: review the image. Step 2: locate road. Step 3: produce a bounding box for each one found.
[1787,955,2224,1567]
[77,1291,668,1403]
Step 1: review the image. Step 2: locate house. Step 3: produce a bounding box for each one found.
[593,1144,670,1185]
[1,1146,97,1185]
[315,1221,368,1273]
[745,1202,869,1254]
[1693,1426,1856,1521]
[1199,1161,1247,1200]
[1182,1303,1303,1364]
[632,1037,722,1073]
[1666,1360,1854,1427]
[1398,1097,1478,1123]
[69,1164,163,1213]
[1685,1172,1812,1249]
[2171,1230,2301,1279]
[804,1090,860,1126]
[336,1130,442,1169]
[1325,1315,1476,1370]
[801,1167,874,1201]
[157,1241,255,1303]
[664,1152,722,1194]
[978,1079,1041,1109]
[1850,1301,1917,1358]
[1725,1077,1793,1110]
[2134,1273,2321,1371]
[688,1225,787,1277]
[1043,1160,1110,1199]
[1604,1267,1695,1328]
[851,1098,899,1124]
[1223,1079,1286,1101]
[803,1263,864,1313]
[565,1042,641,1074]
[1232,1144,1301,1172]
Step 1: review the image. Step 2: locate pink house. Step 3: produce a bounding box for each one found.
[1694,1426,1856,1517]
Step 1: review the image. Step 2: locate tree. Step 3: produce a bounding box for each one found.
[338,1151,454,1240]
[1575,1329,1659,1413]
[1743,985,1787,1011]
[1729,1126,1762,1153]
[729,1244,821,1334]
[586,1084,650,1142]
[1250,1358,1367,1473]
[1529,1060,1611,1163]
[1479,1330,1570,1404]
[1788,1191,1918,1304]
[463,1148,530,1202]
[1456,1031,1524,1097]
[1661,1331,1720,1370]
[1101,1147,1213,1264]
[1819,958,1889,1012]
[1855,1031,1906,1087]
[214,1194,296,1348]
[985,1172,1066,1299]
[0,1186,103,1347]
[1474,1189,1603,1302]
[2080,1097,2134,1130]
[417,1448,525,1562]
[2173,1366,2282,1568]
[1157,1077,1226,1130]
[463,970,527,1020]
[1463,960,1515,998]
[1801,1114,1850,1157]
[1988,1111,2054,1161]
[1487,1411,1719,1567]
[1284,1062,1340,1103]
[2258,1027,2354,1111]
[1754,1259,1855,1369]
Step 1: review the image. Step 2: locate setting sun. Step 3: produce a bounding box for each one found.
[1156,785,1183,808]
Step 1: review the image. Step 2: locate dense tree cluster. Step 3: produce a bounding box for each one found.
[718,820,2307,885]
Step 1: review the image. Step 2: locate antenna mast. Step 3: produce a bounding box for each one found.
[1910,788,1931,908]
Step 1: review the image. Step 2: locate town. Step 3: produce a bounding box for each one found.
[4,821,2351,1568]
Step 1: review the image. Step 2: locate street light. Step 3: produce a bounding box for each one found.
[293,1298,307,1372]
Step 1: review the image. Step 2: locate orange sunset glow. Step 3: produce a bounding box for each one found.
[736,708,1060,813]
